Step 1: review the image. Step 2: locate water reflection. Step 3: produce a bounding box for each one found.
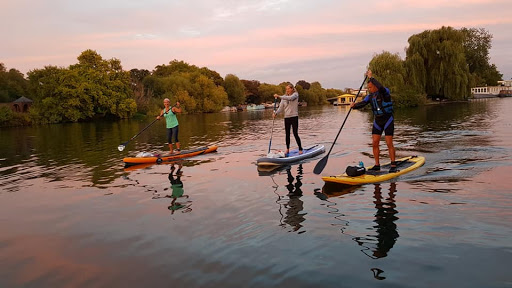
[257,164,290,176]
[317,182,360,199]
[272,164,306,233]
[151,162,192,215]
[167,163,192,214]
[318,182,400,259]
[353,183,399,259]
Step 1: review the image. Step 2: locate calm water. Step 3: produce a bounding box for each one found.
[0,98,511,287]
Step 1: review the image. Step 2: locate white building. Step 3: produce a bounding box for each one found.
[471,80,512,97]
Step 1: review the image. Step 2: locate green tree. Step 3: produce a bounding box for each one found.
[406,26,470,100]
[0,106,14,123]
[130,68,152,113]
[223,74,246,106]
[157,71,228,113]
[461,27,491,75]
[200,67,224,87]
[28,67,92,123]
[369,51,425,107]
[192,73,228,112]
[153,60,196,77]
[241,79,261,104]
[296,80,311,90]
[147,60,228,112]
[306,81,326,105]
[461,27,503,86]
[153,60,224,86]
[258,83,282,104]
[173,90,197,113]
[478,64,503,86]
[28,50,136,123]
[369,51,406,92]
[0,63,29,103]
[326,88,343,100]
[73,50,136,118]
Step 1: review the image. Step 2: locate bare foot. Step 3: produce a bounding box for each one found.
[299,150,303,155]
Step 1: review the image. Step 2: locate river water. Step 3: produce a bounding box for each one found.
[0,98,511,287]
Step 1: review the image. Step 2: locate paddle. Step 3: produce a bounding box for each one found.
[118,117,159,151]
[268,97,278,154]
[313,75,368,174]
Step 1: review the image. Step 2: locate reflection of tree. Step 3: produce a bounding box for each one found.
[282,164,306,233]
[353,183,399,259]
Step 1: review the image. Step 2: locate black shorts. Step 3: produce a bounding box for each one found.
[372,115,394,136]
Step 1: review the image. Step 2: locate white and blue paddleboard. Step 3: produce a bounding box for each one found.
[257,144,325,166]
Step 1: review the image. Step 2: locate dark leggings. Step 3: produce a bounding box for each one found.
[167,126,179,144]
[284,116,302,151]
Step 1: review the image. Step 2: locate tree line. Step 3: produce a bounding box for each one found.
[0,26,503,126]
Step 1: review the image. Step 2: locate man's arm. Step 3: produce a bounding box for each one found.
[352,95,370,109]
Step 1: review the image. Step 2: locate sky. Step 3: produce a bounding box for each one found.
[2,0,512,89]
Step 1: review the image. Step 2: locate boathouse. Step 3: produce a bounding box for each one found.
[11,96,33,112]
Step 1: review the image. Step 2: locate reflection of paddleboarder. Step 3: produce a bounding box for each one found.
[282,164,306,232]
[353,183,399,259]
[373,183,399,258]
[167,163,191,214]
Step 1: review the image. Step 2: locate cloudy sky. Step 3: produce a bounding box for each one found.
[2,0,511,89]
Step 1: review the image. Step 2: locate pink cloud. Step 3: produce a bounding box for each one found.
[374,0,505,11]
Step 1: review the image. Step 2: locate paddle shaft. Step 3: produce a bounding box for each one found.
[120,117,159,147]
[268,97,278,154]
[313,75,368,174]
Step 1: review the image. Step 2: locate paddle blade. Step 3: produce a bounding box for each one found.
[118,144,126,151]
[313,155,329,175]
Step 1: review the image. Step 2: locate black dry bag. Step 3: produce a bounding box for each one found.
[346,165,366,177]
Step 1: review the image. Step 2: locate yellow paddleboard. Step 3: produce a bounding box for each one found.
[322,156,425,185]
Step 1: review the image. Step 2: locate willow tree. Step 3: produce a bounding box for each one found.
[368,51,424,107]
[405,26,470,100]
[369,51,406,91]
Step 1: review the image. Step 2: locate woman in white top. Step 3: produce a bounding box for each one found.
[273,83,303,155]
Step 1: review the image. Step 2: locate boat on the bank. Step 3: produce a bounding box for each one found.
[498,90,512,97]
[246,104,265,110]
